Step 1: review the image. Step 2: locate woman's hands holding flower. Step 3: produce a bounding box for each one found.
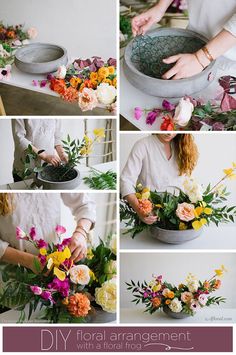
[69,231,87,263]
[137,212,158,225]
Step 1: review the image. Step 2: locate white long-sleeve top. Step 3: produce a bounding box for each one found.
[120,135,185,197]
[11,119,63,173]
[0,193,96,258]
[187,0,236,61]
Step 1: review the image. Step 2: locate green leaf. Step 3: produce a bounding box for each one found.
[33,257,41,273]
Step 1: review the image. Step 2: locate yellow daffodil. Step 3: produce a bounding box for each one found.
[192,218,207,231]
[215,265,227,277]
[54,266,66,281]
[179,222,187,230]
[39,248,47,256]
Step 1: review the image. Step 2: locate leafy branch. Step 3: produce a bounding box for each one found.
[83,169,116,190]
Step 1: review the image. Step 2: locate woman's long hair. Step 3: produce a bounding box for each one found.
[0,193,15,216]
[173,134,199,176]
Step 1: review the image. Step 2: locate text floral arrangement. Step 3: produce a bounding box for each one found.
[120,163,236,238]
[0,225,116,323]
[126,266,226,317]
[34,57,117,114]
[0,22,37,80]
[134,76,236,131]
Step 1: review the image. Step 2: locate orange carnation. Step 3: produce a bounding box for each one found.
[151,297,161,308]
[67,293,91,318]
[61,86,78,103]
[138,199,153,216]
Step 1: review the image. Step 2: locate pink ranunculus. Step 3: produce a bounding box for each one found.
[78,88,98,112]
[134,107,143,120]
[181,291,193,303]
[27,27,38,39]
[29,227,36,240]
[30,285,42,295]
[176,202,195,222]
[36,239,48,249]
[16,226,28,240]
[55,225,66,235]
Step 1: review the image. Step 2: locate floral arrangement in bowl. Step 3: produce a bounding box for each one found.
[34,57,117,113]
[120,164,236,239]
[0,22,37,80]
[134,76,236,131]
[126,266,226,318]
[0,225,116,323]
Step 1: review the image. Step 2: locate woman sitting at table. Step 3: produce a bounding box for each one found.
[11,119,68,182]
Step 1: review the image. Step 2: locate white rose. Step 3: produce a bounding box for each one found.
[187,279,199,293]
[95,278,116,313]
[183,179,203,203]
[96,83,117,105]
[169,298,183,313]
[173,98,194,127]
[55,65,67,79]
[69,265,90,285]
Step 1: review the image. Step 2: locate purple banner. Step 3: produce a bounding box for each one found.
[3,326,233,352]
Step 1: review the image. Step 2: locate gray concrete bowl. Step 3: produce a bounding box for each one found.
[150,225,203,244]
[36,166,81,190]
[163,306,191,319]
[15,43,68,74]
[124,28,218,98]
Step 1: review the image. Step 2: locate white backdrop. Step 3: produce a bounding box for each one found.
[120,252,236,309]
[0,0,116,59]
[120,133,236,205]
[0,118,115,185]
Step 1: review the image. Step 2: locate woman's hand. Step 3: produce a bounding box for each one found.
[59,152,68,163]
[39,152,61,166]
[162,53,204,80]
[137,211,158,225]
[132,7,164,36]
[68,232,87,263]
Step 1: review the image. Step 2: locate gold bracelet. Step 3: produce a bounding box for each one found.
[202,46,214,62]
[194,52,205,69]
[75,226,88,241]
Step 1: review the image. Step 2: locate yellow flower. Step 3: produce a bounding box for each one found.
[233,162,236,168]
[102,78,113,85]
[204,207,213,215]
[215,265,227,277]
[223,168,236,179]
[112,77,117,88]
[70,77,82,88]
[95,278,116,313]
[46,246,71,268]
[152,284,161,292]
[192,218,207,231]
[39,248,47,256]
[90,72,98,81]
[89,269,97,282]
[155,204,162,209]
[54,266,66,281]
[194,206,204,218]
[135,192,142,200]
[179,222,187,230]
[93,128,105,139]
[98,67,109,79]
[107,66,115,75]
[87,248,94,260]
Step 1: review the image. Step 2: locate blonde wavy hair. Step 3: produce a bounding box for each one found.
[0,193,15,216]
[173,134,199,176]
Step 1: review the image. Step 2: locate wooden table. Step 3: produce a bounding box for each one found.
[0,161,116,191]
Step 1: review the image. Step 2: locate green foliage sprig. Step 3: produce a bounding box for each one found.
[83,169,117,190]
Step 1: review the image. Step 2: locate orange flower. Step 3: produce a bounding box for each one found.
[90,79,98,89]
[213,279,221,289]
[70,77,82,89]
[84,79,93,89]
[67,293,91,317]
[151,297,161,308]
[50,79,66,95]
[165,299,171,305]
[107,66,115,75]
[90,72,98,81]
[112,78,117,88]
[102,78,112,85]
[138,199,153,216]
[79,83,86,92]
[6,30,15,39]
[203,281,210,290]
[167,291,175,299]
[61,86,78,103]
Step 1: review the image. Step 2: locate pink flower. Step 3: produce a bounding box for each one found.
[47,277,70,298]
[36,239,48,249]
[55,225,66,235]
[16,227,28,240]
[40,80,47,88]
[162,99,175,111]
[32,80,38,86]
[190,299,200,311]
[146,110,160,125]
[134,107,143,120]
[176,203,195,222]
[181,291,193,303]
[198,294,208,306]
[27,27,38,39]
[12,39,22,46]
[30,285,42,295]
[78,88,98,112]
[0,65,11,81]
[38,254,47,265]
[29,227,36,241]
[41,291,52,301]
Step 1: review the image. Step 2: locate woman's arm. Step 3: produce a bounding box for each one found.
[132,0,173,36]
[162,29,236,80]
[1,246,39,273]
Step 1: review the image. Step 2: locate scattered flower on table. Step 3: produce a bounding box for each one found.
[120,164,236,238]
[126,267,227,317]
[0,225,117,323]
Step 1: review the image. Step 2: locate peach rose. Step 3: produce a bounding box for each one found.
[176,202,195,222]
[181,291,193,303]
[78,88,98,112]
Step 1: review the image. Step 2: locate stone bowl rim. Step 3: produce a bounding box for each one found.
[124,27,217,84]
[36,166,80,185]
[15,42,67,65]
[151,225,204,234]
